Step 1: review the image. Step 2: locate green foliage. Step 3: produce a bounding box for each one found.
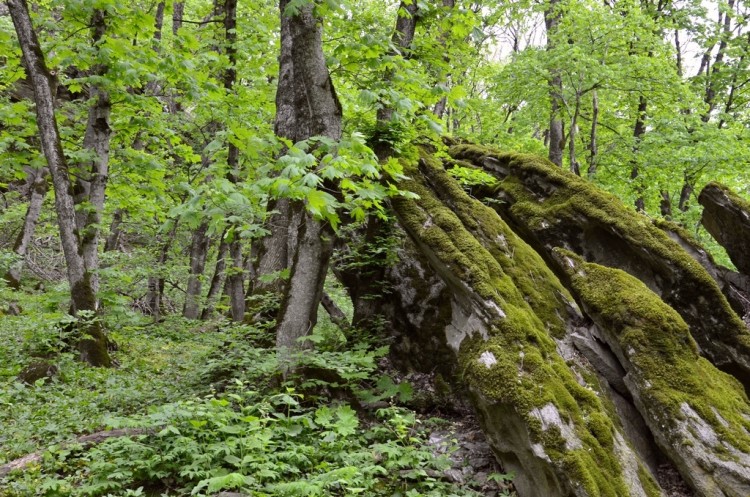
[1,311,503,496]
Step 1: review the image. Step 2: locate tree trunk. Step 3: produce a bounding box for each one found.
[630,95,648,211]
[201,231,228,320]
[587,90,598,176]
[183,221,210,320]
[146,219,177,321]
[172,2,184,35]
[226,236,245,321]
[7,0,110,366]
[222,0,245,322]
[703,0,735,122]
[545,0,564,167]
[4,167,47,289]
[273,0,342,372]
[104,209,124,252]
[321,291,350,331]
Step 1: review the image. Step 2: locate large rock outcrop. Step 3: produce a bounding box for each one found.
[448,144,750,386]
[340,144,750,496]
[699,182,750,277]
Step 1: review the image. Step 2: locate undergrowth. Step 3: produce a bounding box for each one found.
[0,286,512,496]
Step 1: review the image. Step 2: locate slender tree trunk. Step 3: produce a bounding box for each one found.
[224,237,244,321]
[183,221,210,320]
[77,10,111,295]
[104,209,123,252]
[631,95,648,211]
[154,2,165,41]
[274,0,342,372]
[719,31,749,129]
[545,0,564,167]
[321,291,350,331]
[659,190,672,218]
[172,2,184,35]
[674,29,683,77]
[587,90,598,176]
[8,0,110,366]
[703,0,735,122]
[373,0,419,158]
[222,0,245,321]
[678,173,694,212]
[568,93,580,176]
[4,167,48,289]
[201,233,228,320]
[146,219,177,321]
[432,0,455,121]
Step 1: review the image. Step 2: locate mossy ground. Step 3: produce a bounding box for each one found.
[393,151,633,496]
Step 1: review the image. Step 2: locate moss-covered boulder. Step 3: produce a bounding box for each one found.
[557,249,750,497]
[383,152,660,496]
[699,183,750,278]
[449,144,750,386]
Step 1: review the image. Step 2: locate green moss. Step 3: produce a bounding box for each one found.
[637,464,662,497]
[449,144,750,355]
[559,249,750,454]
[394,150,633,494]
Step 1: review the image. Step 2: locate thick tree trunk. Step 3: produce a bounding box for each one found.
[273,0,342,372]
[4,166,47,288]
[275,208,334,368]
[183,221,210,320]
[8,0,110,367]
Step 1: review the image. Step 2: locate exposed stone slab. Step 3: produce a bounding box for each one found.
[699,183,750,277]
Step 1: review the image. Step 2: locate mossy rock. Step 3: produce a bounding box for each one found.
[699,182,750,276]
[557,249,750,497]
[386,150,659,497]
[449,144,750,389]
[17,360,60,385]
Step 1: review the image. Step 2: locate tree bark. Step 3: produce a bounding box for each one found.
[226,235,245,321]
[172,1,184,35]
[222,0,245,322]
[545,0,564,167]
[104,209,124,252]
[201,231,228,320]
[146,219,178,321]
[4,166,47,289]
[183,221,210,320]
[273,0,342,372]
[630,95,648,211]
[587,90,598,176]
[7,0,110,367]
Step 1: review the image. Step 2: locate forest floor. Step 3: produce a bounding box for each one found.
[0,284,514,496]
